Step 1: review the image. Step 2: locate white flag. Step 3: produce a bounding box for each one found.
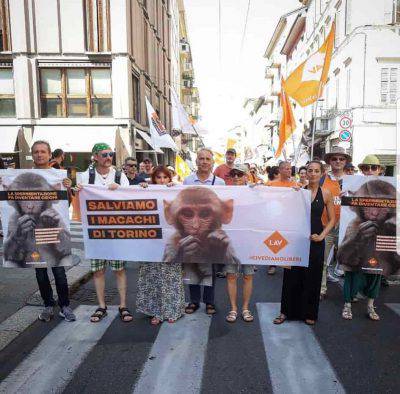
[145,97,178,151]
[170,88,196,134]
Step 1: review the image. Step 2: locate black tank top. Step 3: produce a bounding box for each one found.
[306,186,324,235]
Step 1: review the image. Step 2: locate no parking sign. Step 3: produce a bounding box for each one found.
[339,129,352,142]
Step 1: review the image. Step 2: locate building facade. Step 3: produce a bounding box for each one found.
[0,0,179,170]
[263,0,400,172]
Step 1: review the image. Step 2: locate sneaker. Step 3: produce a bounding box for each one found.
[59,306,76,322]
[38,306,54,322]
[327,272,339,283]
[334,266,345,277]
[267,266,276,275]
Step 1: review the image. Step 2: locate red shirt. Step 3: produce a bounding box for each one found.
[214,164,234,185]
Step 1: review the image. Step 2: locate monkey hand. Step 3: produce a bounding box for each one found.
[207,230,230,262]
[357,221,378,240]
[177,235,200,261]
[383,217,396,234]
[17,214,37,236]
[40,209,61,228]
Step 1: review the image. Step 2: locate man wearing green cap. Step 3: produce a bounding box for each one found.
[77,143,133,323]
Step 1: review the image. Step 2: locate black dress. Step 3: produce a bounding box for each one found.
[280,186,325,321]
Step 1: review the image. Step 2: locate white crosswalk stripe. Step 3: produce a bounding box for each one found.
[257,303,345,394]
[133,307,211,394]
[386,303,400,316]
[0,305,118,394]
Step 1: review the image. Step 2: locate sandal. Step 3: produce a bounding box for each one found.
[367,306,380,321]
[206,304,217,315]
[273,314,286,324]
[119,307,133,322]
[185,303,199,314]
[342,305,353,320]
[242,309,254,322]
[150,317,161,325]
[90,307,107,323]
[226,310,238,323]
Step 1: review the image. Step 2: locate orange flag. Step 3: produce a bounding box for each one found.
[285,23,335,107]
[275,79,296,158]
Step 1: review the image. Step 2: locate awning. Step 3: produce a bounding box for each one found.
[135,129,163,154]
[0,127,20,153]
[31,126,117,152]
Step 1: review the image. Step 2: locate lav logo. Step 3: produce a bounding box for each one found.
[264,231,288,254]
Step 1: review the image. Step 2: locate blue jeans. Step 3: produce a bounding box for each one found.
[35,267,70,308]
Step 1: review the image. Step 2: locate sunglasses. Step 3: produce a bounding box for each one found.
[100,152,114,158]
[331,156,346,162]
[125,163,137,167]
[360,165,380,171]
[231,172,244,178]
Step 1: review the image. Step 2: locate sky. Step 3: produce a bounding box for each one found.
[184,0,300,148]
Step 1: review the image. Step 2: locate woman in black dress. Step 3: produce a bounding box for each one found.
[274,161,335,325]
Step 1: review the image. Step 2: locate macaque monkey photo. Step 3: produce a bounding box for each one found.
[3,172,72,268]
[162,187,240,283]
[337,179,400,277]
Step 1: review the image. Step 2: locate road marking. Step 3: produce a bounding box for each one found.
[386,303,400,316]
[0,305,117,394]
[133,309,211,394]
[256,303,345,394]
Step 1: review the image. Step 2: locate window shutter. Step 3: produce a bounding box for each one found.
[389,68,398,104]
[381,68,389,103]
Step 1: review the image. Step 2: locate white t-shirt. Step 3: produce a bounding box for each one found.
[78,167,129,187]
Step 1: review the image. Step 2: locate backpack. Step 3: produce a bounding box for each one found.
[88,167,122,185]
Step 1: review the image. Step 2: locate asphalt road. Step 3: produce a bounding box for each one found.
[0,265,399,394]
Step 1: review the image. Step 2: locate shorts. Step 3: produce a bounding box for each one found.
[224,264,255,276]
[90,259,125,273]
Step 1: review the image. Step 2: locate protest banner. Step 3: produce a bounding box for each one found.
[0,169,73,268]
[338,175,400,276]
[79,185,311,268]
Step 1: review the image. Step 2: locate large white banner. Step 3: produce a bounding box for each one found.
[338,175,399,276]
[79,185,311,266]
[0,169,73,268]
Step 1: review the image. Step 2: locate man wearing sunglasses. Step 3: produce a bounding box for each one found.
[77,143,133,323]
[124,157,147,185]
[358,155,381,176]
[320,146,352,298]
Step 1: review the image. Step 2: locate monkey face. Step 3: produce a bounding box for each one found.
[19,200,46,215]
[362,207,390,223]
[177,205,215,238]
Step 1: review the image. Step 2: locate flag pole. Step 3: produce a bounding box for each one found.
[310,81,323,159]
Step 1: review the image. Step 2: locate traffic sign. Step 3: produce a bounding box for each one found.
[339,129,352,142]
[339,116,352,129]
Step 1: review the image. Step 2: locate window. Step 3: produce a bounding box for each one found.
[85,0,111,52]
[380,67,398,104]
[132,73,140,122]
[345,0,351,35]
[0,0,10,51]
[396,0,400,23]
[40,68,112,117]
[345,69,351,108]
[0,68,15,117]
[143,21,149,72]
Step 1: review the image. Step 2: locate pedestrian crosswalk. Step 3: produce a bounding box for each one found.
[1,302,400,393]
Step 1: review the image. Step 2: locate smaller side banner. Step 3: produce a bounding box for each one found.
[79,185,311,266]
[0,169,73,268]
[338,175,400,276]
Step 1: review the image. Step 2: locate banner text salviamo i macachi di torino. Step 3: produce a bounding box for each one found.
[79,184,311,266]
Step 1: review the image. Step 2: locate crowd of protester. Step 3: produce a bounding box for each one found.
[0,141,393,326]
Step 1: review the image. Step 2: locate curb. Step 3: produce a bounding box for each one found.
[0,254,91,353]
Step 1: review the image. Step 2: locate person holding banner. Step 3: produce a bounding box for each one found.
[225,164,255,323]
[274,161,335,325]
[183,148,225,315]
[136,166,185,325]
[77,143,133,323]
[28,140,76,322]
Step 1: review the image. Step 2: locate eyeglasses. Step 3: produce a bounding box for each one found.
[125,163,137,168]
[100,152,114,158]
[331,156,346,162]
[360,165,380,171]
